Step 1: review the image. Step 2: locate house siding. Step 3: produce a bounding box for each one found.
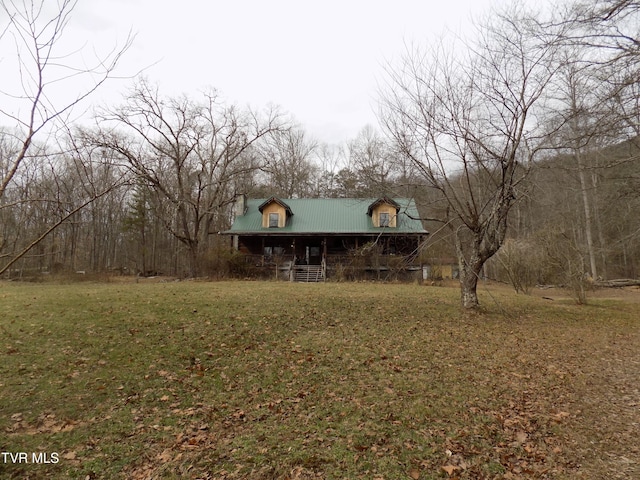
[371,202,398,228]
[261,202,287,228]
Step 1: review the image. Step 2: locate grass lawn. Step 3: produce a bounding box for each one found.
[1,279,639,479]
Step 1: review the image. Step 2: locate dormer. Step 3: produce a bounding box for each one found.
[367,197,400,228]
[258,197,293,228]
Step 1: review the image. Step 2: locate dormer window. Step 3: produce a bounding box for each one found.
[367,197,400,228]
[258,197,293,228]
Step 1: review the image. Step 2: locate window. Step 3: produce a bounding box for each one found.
[269,212,279,228]
[379,212,390,227]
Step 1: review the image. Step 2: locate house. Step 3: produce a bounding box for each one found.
[221,196,428,281]
[422,257,460,280]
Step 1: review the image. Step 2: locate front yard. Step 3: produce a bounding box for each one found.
[1,280,639,479]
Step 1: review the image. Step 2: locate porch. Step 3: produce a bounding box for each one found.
[239,250,422,282]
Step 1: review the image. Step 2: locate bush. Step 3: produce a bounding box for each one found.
[535,229,592,304]
[495,239,544,294]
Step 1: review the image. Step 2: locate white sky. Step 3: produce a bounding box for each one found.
[2,0,503,144]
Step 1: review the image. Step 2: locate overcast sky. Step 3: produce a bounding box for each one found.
[3,0,504,144]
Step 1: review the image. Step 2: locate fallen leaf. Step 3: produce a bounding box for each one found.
[515,431,528,444]
[157,449,172,463]
[62,451,77,460]
[409,468,420,479]
[442,465,459,476]
[552,411,570,421]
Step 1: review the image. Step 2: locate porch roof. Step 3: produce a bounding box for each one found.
[222,198,428,235]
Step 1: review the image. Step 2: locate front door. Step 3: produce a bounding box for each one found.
[298,243,322,265]
[308,245,321,265]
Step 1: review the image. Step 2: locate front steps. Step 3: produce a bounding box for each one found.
[293,265,324,282]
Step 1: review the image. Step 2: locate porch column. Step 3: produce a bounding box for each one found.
[323,237,327,262]
[323,237,327,281]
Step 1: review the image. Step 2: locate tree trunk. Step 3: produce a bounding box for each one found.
[187,242,199,278]
[459,265,480,309]
[576,152,598,279]
[140,215,147,275]
[456,235,484,309]
[591,170,607,280]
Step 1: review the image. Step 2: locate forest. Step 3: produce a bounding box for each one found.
[1,0,639,304]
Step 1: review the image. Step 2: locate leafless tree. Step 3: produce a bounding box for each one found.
[311,142,345,197]
[91,79,288,277]
[547,57,609,280]
[347,125,395,196]
[559,0,640,141]
[0,136,129,276]
[380,4,566,308]
[0,0,131,275]
[537,0,640,282]
[570,0,639,60]
[259,127,318,198]
[0,0,131,199]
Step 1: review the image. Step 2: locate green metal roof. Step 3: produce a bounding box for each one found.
[223,198,428,235]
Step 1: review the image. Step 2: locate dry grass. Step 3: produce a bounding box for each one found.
[1,280,639,479]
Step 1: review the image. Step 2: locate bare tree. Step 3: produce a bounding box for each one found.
[380,5,566,308]
[0,0,131,275]
[91,79,287,277]
[0,0,131,199]
[347,125,395,196]
[259,127,318,198]
[550,58,609,280]
[481,0,640,291]
[0,137,128,276]
[311,142,345,197]
[570,0,639,60]
[558,1,640,142]
[538,0,640,281]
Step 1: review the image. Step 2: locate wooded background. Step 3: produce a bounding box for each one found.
[1,0,638,298]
